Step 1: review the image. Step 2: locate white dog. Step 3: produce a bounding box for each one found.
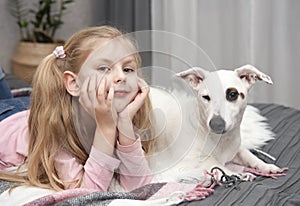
[148,64,283,183]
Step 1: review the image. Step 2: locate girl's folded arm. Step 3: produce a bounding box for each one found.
[55,146,120,191]
[0,111,29,170]
[116,137,153,191]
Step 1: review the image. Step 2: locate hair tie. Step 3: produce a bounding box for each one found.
[53,46,66,59]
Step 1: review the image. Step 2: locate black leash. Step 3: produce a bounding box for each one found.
[210,167,243,190]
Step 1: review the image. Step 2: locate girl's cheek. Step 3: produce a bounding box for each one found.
[127,75,139,91]
[104,74,113,88]
[77,68,93,86]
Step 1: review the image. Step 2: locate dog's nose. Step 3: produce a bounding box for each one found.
[209,115,226,134]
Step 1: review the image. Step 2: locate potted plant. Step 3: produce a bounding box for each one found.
[9,0,75,83]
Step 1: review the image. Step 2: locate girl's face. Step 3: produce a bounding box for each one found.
[77,38,139,112]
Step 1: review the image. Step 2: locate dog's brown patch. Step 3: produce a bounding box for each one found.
[240,92,245,99]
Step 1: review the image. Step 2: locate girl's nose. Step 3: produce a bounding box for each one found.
[113,68,126,83]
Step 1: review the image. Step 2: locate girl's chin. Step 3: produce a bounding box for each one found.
[114,101,129,113]
[113,92,138,113]
[115,106,126,113]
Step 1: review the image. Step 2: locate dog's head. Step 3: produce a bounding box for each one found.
[177,64,273,134]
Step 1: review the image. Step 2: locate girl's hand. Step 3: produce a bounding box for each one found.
[117,78,149,146]
[94,75,117,129]
[118,78,149,121]
[79,74,117,155]
[79,74,117,128]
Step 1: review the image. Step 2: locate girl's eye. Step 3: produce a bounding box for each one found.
[123,67,135,73]
[98,66,110,72]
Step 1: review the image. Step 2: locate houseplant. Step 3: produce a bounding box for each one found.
[9,0,75,83]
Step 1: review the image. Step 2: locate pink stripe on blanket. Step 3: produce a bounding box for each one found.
[24,188,97,206]
[148,171,217,202]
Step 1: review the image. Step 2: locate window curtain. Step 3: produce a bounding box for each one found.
[96,0,152,80]
[96,0,151,32]
[151,0,300,110]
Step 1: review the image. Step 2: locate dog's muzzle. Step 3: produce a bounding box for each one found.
[209,115,226,134]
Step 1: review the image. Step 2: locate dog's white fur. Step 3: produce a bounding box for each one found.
[148,64,282,183]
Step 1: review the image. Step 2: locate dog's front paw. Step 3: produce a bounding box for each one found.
[243,164,288,179]
[256,163,283,174]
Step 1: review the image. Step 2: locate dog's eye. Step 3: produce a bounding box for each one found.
[227,92,238,101]
[202,95,211,101]
[226,88,239,102]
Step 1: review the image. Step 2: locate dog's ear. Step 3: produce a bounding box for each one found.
[176,67,207,89]
[234,64,273,90]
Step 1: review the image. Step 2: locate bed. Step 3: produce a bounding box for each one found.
[0,103,299,205]
[178,103,300,206]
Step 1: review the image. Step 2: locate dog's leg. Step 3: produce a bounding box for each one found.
[201,155,239,176]
[198,155,259,183]
[233,147,283,173]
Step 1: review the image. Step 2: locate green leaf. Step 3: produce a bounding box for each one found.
[9,0,75,43]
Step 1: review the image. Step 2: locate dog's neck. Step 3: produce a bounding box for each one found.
[191,116,242,165]
[211,127,241,164]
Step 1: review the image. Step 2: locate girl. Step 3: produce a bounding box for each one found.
[0,26,154,192]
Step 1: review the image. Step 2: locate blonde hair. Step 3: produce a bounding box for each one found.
[0,26,154,190]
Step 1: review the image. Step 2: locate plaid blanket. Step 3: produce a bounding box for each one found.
[0,104,295,205]
[0,167,287,206]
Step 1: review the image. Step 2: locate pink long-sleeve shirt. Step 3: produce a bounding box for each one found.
[0,110,152,191]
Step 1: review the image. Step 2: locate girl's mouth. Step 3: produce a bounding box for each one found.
[114,90,129,97]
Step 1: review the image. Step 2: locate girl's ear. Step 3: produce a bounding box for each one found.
[63,71,80,96]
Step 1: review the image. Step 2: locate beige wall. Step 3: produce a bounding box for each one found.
[0,0,101,73]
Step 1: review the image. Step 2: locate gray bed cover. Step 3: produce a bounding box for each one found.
[179,103,300,206]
